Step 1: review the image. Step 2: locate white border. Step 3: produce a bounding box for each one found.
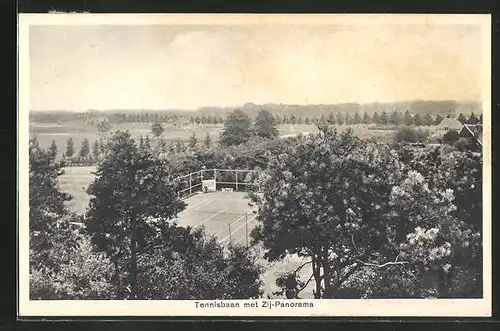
[18,13,492,317]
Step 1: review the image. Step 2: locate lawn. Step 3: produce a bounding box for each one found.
[59,166,96,213]
[29,122,320,150]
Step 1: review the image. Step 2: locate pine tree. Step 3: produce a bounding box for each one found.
[48,140,58,159]
[457,113,467,124]
[414,113,424,126]
[92,140,100,160]
[86,131,186,299]
[435,114,444,125]
[328,112,335,124]
[189,132,198,148]
[390,111,402,125]
[65,138,75,158]
[204,132,212,148]
[380,111,389,125]
[79,138,90,158]
[363,112,371,124]
[423,113,435,126]
[354,112,362,124]
[336,112,344,125]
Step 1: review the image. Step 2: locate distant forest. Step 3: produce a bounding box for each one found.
[30,100,482,125]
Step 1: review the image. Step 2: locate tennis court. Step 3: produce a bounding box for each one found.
[175,191,257,246]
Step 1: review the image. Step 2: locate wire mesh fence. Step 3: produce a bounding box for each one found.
[174,168,258,200]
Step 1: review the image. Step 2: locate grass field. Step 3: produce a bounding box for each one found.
[59,166,96,213]
[30,122,320,150]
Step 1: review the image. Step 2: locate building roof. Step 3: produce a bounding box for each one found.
[437,117,463,130]
[460,124,483,146]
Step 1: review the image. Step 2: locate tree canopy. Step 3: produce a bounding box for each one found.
[220,109,252,146]
[253,109,279,139]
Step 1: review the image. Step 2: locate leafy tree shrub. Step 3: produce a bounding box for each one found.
[442,130,460,145]
[394,126,429,143]
[96,118,112,133]
[30,224,116,300]
[151,122,164,137]
[253,109,279,139]
[221,109,252,146]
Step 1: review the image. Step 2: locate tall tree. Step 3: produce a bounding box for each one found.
[204,132,212,148]
[92,140,100,160]
[380,111,389,125]
[345,113,352,125]
[336,112,344,125]
[253,109,279,139]
[48,139,58,159]
[457,113,467,124]
[467,112,479,124]
[328,112,335,124]
[372,112,381,125]
[304,117,311,125]
[220,109,252,147]
[248,126,405,298]
[86,131,186,299]
[65,138,75,158]
[79,138,90,158]
[413,113,424,126]
[362,112,371,124]
[423,113,435,126]
[189,132,198,148]
[353,112,362,124]
[435,114,444,125]
[29,137,72,262]
[390,111,402,125]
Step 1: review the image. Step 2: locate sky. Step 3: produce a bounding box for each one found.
[29,22,484,111]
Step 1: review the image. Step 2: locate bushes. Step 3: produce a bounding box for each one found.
[30,225,116,300]
[443,130,460,145]
[394,126,430,143]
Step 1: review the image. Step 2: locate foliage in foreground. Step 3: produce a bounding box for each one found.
[248,124,482,299]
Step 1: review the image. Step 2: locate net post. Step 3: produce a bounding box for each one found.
[235,171,238,191]
[214,169,217,191]
[245,213,248,248]
[189,173,192,195]
[200,169,203,189]
[228,222,232,245]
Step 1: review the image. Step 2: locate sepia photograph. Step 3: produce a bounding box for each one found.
[18,14,491,317]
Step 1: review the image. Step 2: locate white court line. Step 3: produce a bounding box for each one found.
[192,198,214,211]
[219,216,255,243]
[194,207,228,228]
[213,214,246,237]
[175,198,211,221]
[235,219,258,245]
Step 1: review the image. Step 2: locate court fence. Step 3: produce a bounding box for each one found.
[174,168,259,200]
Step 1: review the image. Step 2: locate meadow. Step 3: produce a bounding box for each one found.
[30,120,403,151]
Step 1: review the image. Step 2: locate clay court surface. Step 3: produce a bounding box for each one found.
[58,168,257,246]
[175,191,257,246]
